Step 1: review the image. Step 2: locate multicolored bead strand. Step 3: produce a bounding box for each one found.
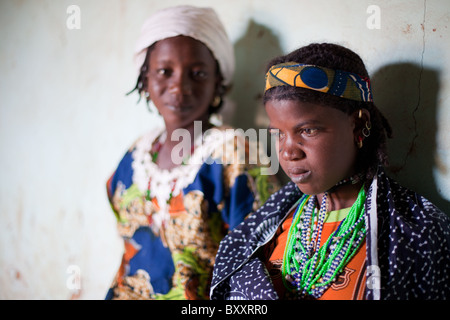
[282,185,367,298]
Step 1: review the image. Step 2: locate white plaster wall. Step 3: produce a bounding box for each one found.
[0,0,448,299]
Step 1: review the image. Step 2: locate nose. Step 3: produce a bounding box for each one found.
[168,71,192,95]
[280,136,305,162]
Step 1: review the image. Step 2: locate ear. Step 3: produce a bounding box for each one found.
[352,108,371,147]
[212,82,228,107]
[214,78,227,97]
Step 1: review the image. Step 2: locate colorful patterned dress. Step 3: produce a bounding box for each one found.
[105,125,277,300]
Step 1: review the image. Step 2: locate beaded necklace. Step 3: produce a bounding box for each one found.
[282,185,366,298]
[145,132,195,204]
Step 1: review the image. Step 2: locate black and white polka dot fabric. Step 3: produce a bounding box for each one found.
[210,168,450,300]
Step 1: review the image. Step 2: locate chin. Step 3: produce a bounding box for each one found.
[294,184,315,196]
[294,181,332,196]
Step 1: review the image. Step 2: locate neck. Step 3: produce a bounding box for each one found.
[317,182,363,211]
[163,118,211,147]
[155,119,211,170]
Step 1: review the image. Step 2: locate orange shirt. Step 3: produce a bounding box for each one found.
[264,206,366,300]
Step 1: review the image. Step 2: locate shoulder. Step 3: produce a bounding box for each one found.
[110,127,164,188]
[250,182,301,224]
[373,168,450,298]
[214,182,300,266]
[234,182,300,234]
[211,182,300,293]
[375,169,449,226]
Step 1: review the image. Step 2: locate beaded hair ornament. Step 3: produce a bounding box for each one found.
[265,62,373,102]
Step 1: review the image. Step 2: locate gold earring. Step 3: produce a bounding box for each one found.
[212,96,221,108]
[358,109,362,119]
[357,136,363,148]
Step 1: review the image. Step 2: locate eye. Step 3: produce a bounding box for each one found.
[301,128,319,137]
[191,69,208,80]
[155,68,171,76]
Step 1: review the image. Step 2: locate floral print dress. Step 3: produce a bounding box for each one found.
[105,125,278,300]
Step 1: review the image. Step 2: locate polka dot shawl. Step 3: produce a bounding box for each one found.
[210,168,450,300]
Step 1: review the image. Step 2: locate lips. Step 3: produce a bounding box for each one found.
[166,104,192,113]
[287,167,311,183]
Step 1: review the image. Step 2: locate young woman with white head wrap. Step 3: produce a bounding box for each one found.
[134,5,234,86]
[105,5,278,300]
[131,5,234,116]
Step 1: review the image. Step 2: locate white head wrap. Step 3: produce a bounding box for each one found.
[134,5,235,86]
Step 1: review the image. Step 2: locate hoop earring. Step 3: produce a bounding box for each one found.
[362,121,371,138]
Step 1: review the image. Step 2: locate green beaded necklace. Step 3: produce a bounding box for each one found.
[282,185,367,298]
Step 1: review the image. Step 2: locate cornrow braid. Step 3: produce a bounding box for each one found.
[263,43,393,183]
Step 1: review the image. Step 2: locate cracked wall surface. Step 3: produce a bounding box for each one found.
[0,0,449,299]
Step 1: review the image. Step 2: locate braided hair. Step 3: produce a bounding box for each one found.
[263,43,392,183]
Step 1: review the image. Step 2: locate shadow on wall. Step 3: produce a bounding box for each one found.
[230,19,284,130]
[230,19,290,185]
[372,63,450,215]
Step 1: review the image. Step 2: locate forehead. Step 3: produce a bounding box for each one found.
[265,99,349,127]
[150,35,216,65]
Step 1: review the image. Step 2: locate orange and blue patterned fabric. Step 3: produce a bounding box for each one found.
[265,62,373,102]
[105,125,278,300]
